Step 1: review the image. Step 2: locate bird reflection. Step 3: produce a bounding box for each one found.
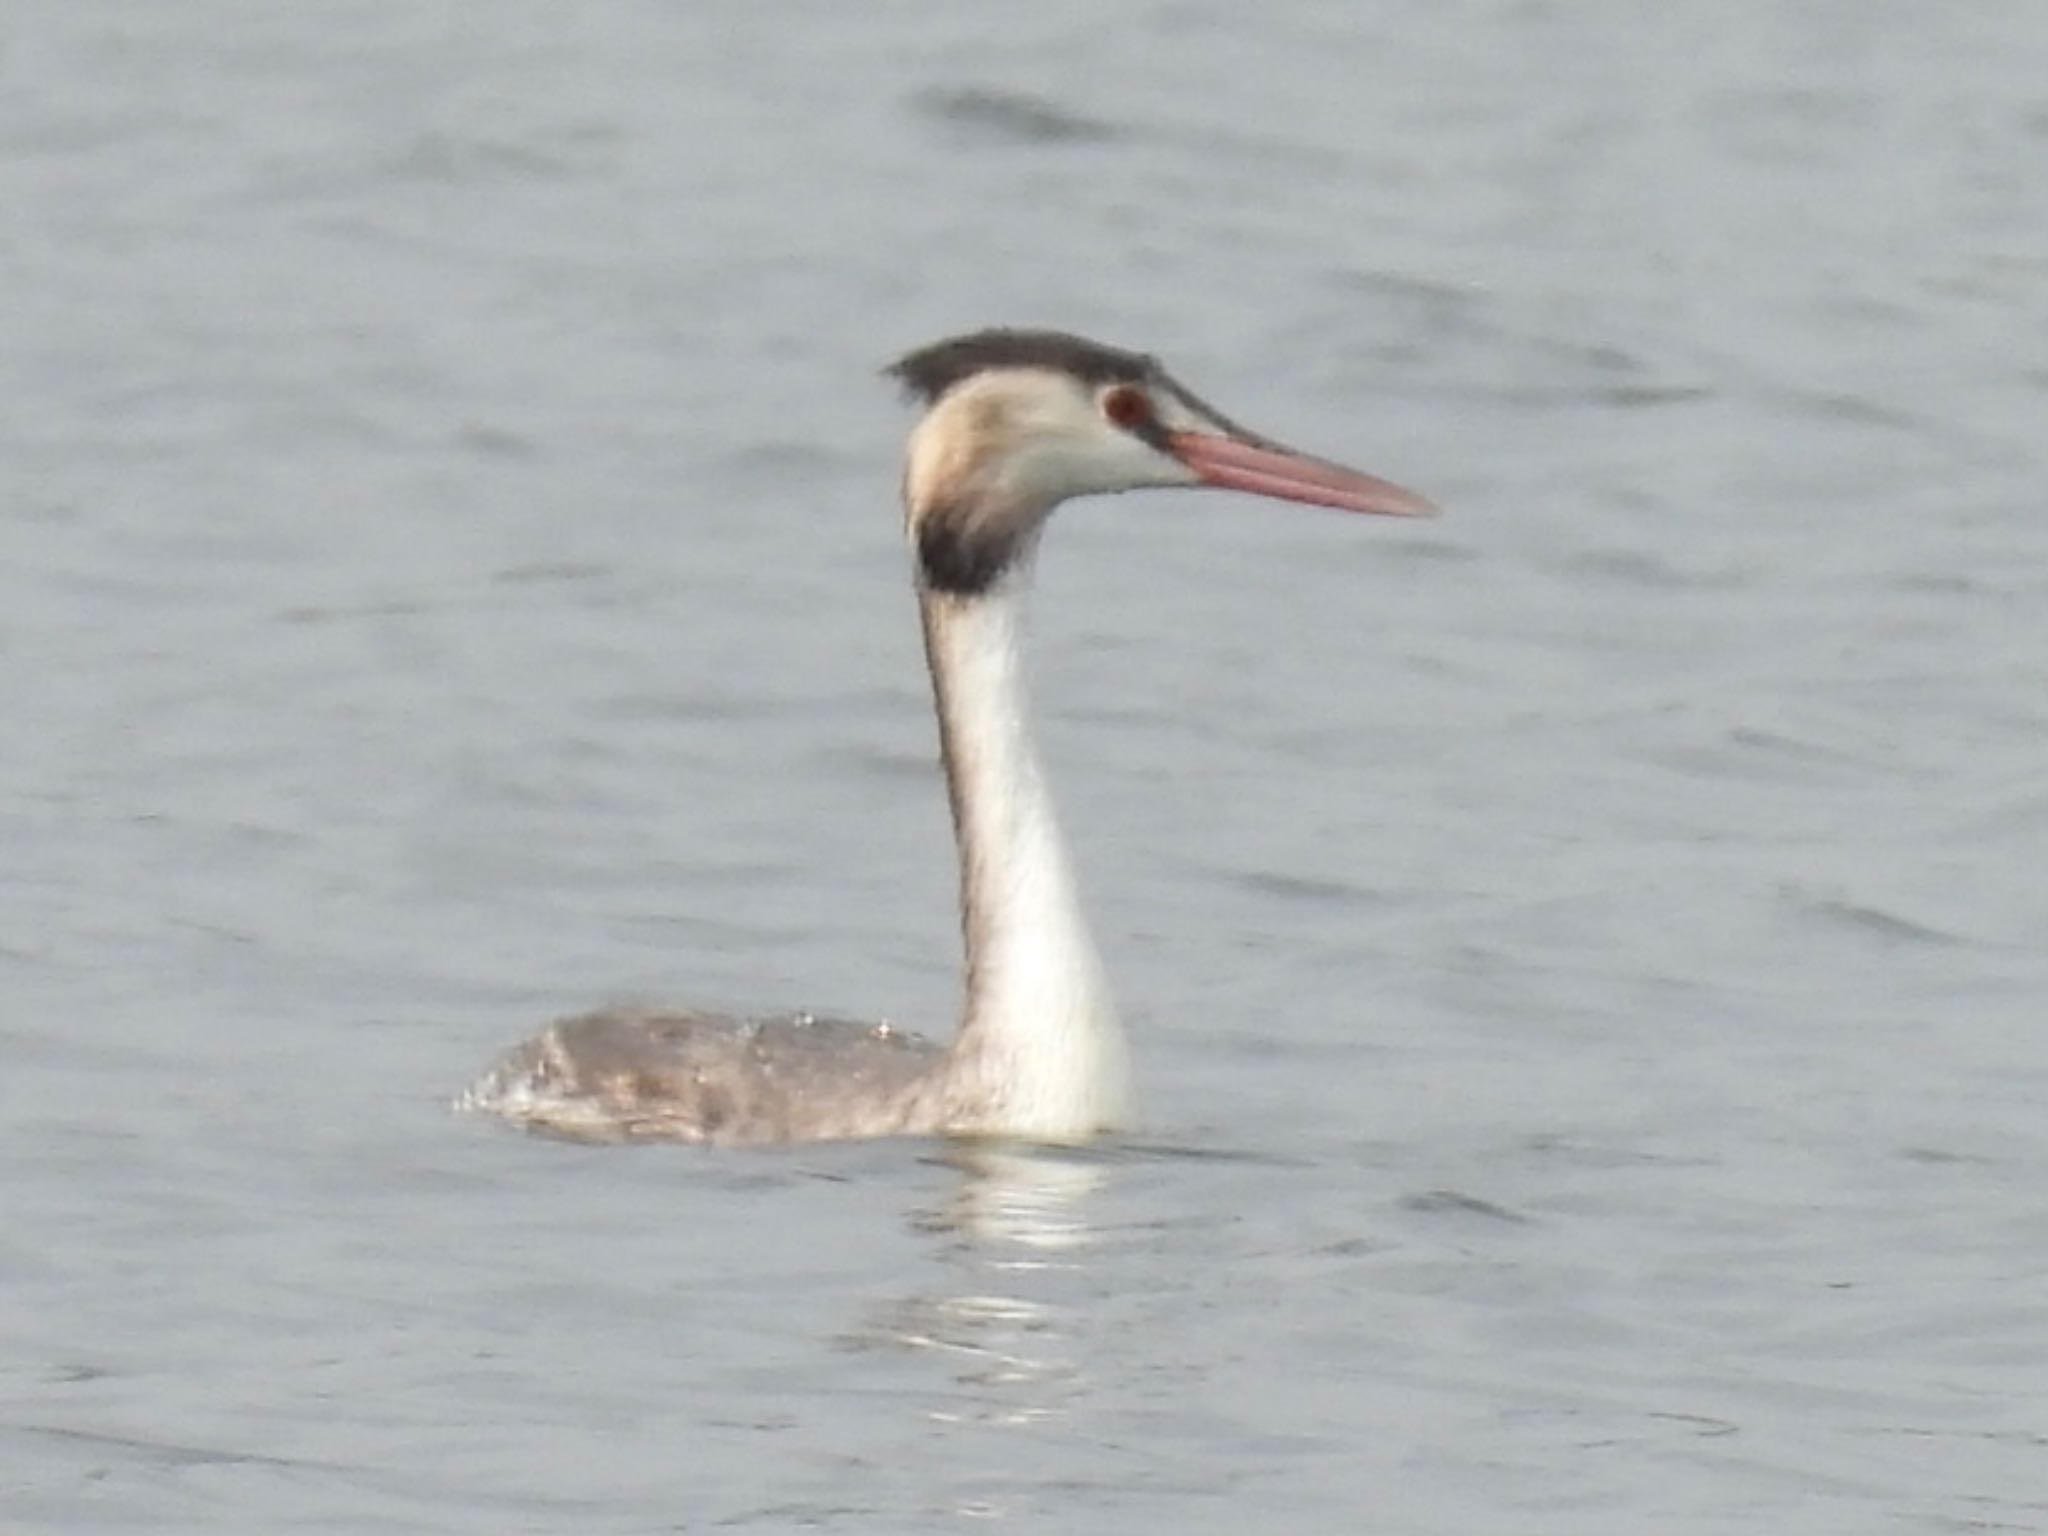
[848,1143,1112,1426]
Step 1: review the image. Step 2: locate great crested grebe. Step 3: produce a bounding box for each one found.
[460,328,1435,1146]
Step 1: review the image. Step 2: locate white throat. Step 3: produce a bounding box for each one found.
[920,560,1130,1139]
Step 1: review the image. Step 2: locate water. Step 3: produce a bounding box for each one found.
[5,1,2046,1530]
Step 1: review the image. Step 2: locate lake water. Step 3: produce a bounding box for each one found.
[5,2,2046,1531]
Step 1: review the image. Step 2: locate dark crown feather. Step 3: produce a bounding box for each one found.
[885,328,1158,405]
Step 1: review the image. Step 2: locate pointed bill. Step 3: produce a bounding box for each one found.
[1167,432,1437,518]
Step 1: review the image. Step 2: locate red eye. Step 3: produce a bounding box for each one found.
[1101,386,1153,430]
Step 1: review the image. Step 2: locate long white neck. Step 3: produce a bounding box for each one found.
[919,560,1130,1140]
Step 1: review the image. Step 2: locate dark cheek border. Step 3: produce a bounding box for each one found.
[916,511,1015,596]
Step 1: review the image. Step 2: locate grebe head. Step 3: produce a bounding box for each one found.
[887,327,1436,595]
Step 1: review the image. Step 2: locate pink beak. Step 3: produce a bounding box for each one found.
[1168,432,1437,518]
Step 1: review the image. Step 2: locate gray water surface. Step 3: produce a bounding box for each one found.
[6,2,2047,1531]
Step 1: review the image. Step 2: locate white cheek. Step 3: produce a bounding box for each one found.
[1088,430,1198,493]
[998,424,1194,505]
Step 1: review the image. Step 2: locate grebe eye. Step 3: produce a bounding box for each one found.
[1101,385,1153,430]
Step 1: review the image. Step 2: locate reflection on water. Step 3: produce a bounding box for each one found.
[929,1144,1110,1252]
[850,1146,1110,1428]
